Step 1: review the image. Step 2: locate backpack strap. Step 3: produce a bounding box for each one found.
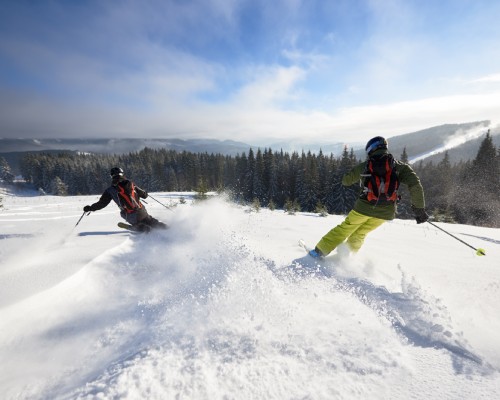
[385,156,399,200]
[361,154,400,204]
[116,181,143,213]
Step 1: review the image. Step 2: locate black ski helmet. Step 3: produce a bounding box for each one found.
[365,136,388,155]
[110,167,124,177]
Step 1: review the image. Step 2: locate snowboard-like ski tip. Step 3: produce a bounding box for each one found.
[118,222,168,233]
[298,239,313,252]
[118,222,140,232]
[299,239,324,259]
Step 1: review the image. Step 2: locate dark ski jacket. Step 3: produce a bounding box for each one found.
[342,148,425,220]
[88,178,149,225]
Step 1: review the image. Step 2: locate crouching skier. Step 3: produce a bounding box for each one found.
[83,167,168,232]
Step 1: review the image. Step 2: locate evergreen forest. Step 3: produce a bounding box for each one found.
[1,132,498,228]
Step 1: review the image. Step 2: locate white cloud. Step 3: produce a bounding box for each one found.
[232,65,306,107]
[471,73,500,83]
[2,83,500,145]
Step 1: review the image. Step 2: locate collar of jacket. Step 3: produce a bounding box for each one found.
[112,176,125,186]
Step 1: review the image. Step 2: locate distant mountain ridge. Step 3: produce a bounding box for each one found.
[1,121,498,175]
[0,138,253,174]
[0,138,252,156]
[385,121,497,164]
[352,121,498,163]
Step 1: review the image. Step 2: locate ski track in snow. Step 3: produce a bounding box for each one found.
[0,190,500,399]
[281,260,487,368]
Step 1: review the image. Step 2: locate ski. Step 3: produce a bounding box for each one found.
[118,222,168,233]
[117,222,141,232]
[295,239,330,277]
[299,239,324,260]
[298,239,312,253]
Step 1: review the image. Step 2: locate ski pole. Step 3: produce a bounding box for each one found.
[428,221,486,256]
[74,211,90,228]
[148,194,174,211]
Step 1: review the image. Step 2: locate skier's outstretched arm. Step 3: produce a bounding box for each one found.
[83,190,112,212]
[342,162,365,186]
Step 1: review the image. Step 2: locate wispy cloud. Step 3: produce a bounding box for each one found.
[471,74,500,83]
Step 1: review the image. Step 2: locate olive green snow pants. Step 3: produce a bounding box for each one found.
[315,210,386,256]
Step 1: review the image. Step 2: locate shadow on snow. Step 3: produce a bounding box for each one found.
[460,233,500,245]
[78,231,128,236]
[0,233,36,239]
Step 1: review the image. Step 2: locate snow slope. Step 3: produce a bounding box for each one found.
[0,189,499,400]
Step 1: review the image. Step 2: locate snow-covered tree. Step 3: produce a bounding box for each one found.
[50,176,68,196]
[0,157,15,183]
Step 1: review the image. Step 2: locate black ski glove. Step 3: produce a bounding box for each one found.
[412,206,429,224]
[83,205,93,212]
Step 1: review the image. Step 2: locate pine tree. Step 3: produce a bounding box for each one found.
[434,152,453,213]
[323,157,338,213]
[244,149,255,202]
[0,157,15,183]
[50,176,68,196]
[165,167,179,191]
[251,198,261,212]
[316,150,328,205]
[275,150,291,208]
[473,130,497,176]
[287,152,300,207]
[263,149,278,207]
[315,201,328,217]
[231,153,247,202]
[253,149,265,203]
[268,199,276,211]
[195,177,209,200]
[400,147,409,163]
[297,151,319,211]
[327,146,357,214]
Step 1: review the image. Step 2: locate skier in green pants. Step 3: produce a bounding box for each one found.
[309,136,429,258]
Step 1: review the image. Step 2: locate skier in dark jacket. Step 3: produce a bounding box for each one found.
[83,167,167,232]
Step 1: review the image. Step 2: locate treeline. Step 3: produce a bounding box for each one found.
[18,147,361,215]
[12,132,500,227]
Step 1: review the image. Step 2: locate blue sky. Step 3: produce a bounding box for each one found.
[1,0,499,144]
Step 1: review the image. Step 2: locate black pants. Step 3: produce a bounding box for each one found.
[135,215,168,232]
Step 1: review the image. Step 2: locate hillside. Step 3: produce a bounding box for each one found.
[352,121,496,162]
[0,190,499,399]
